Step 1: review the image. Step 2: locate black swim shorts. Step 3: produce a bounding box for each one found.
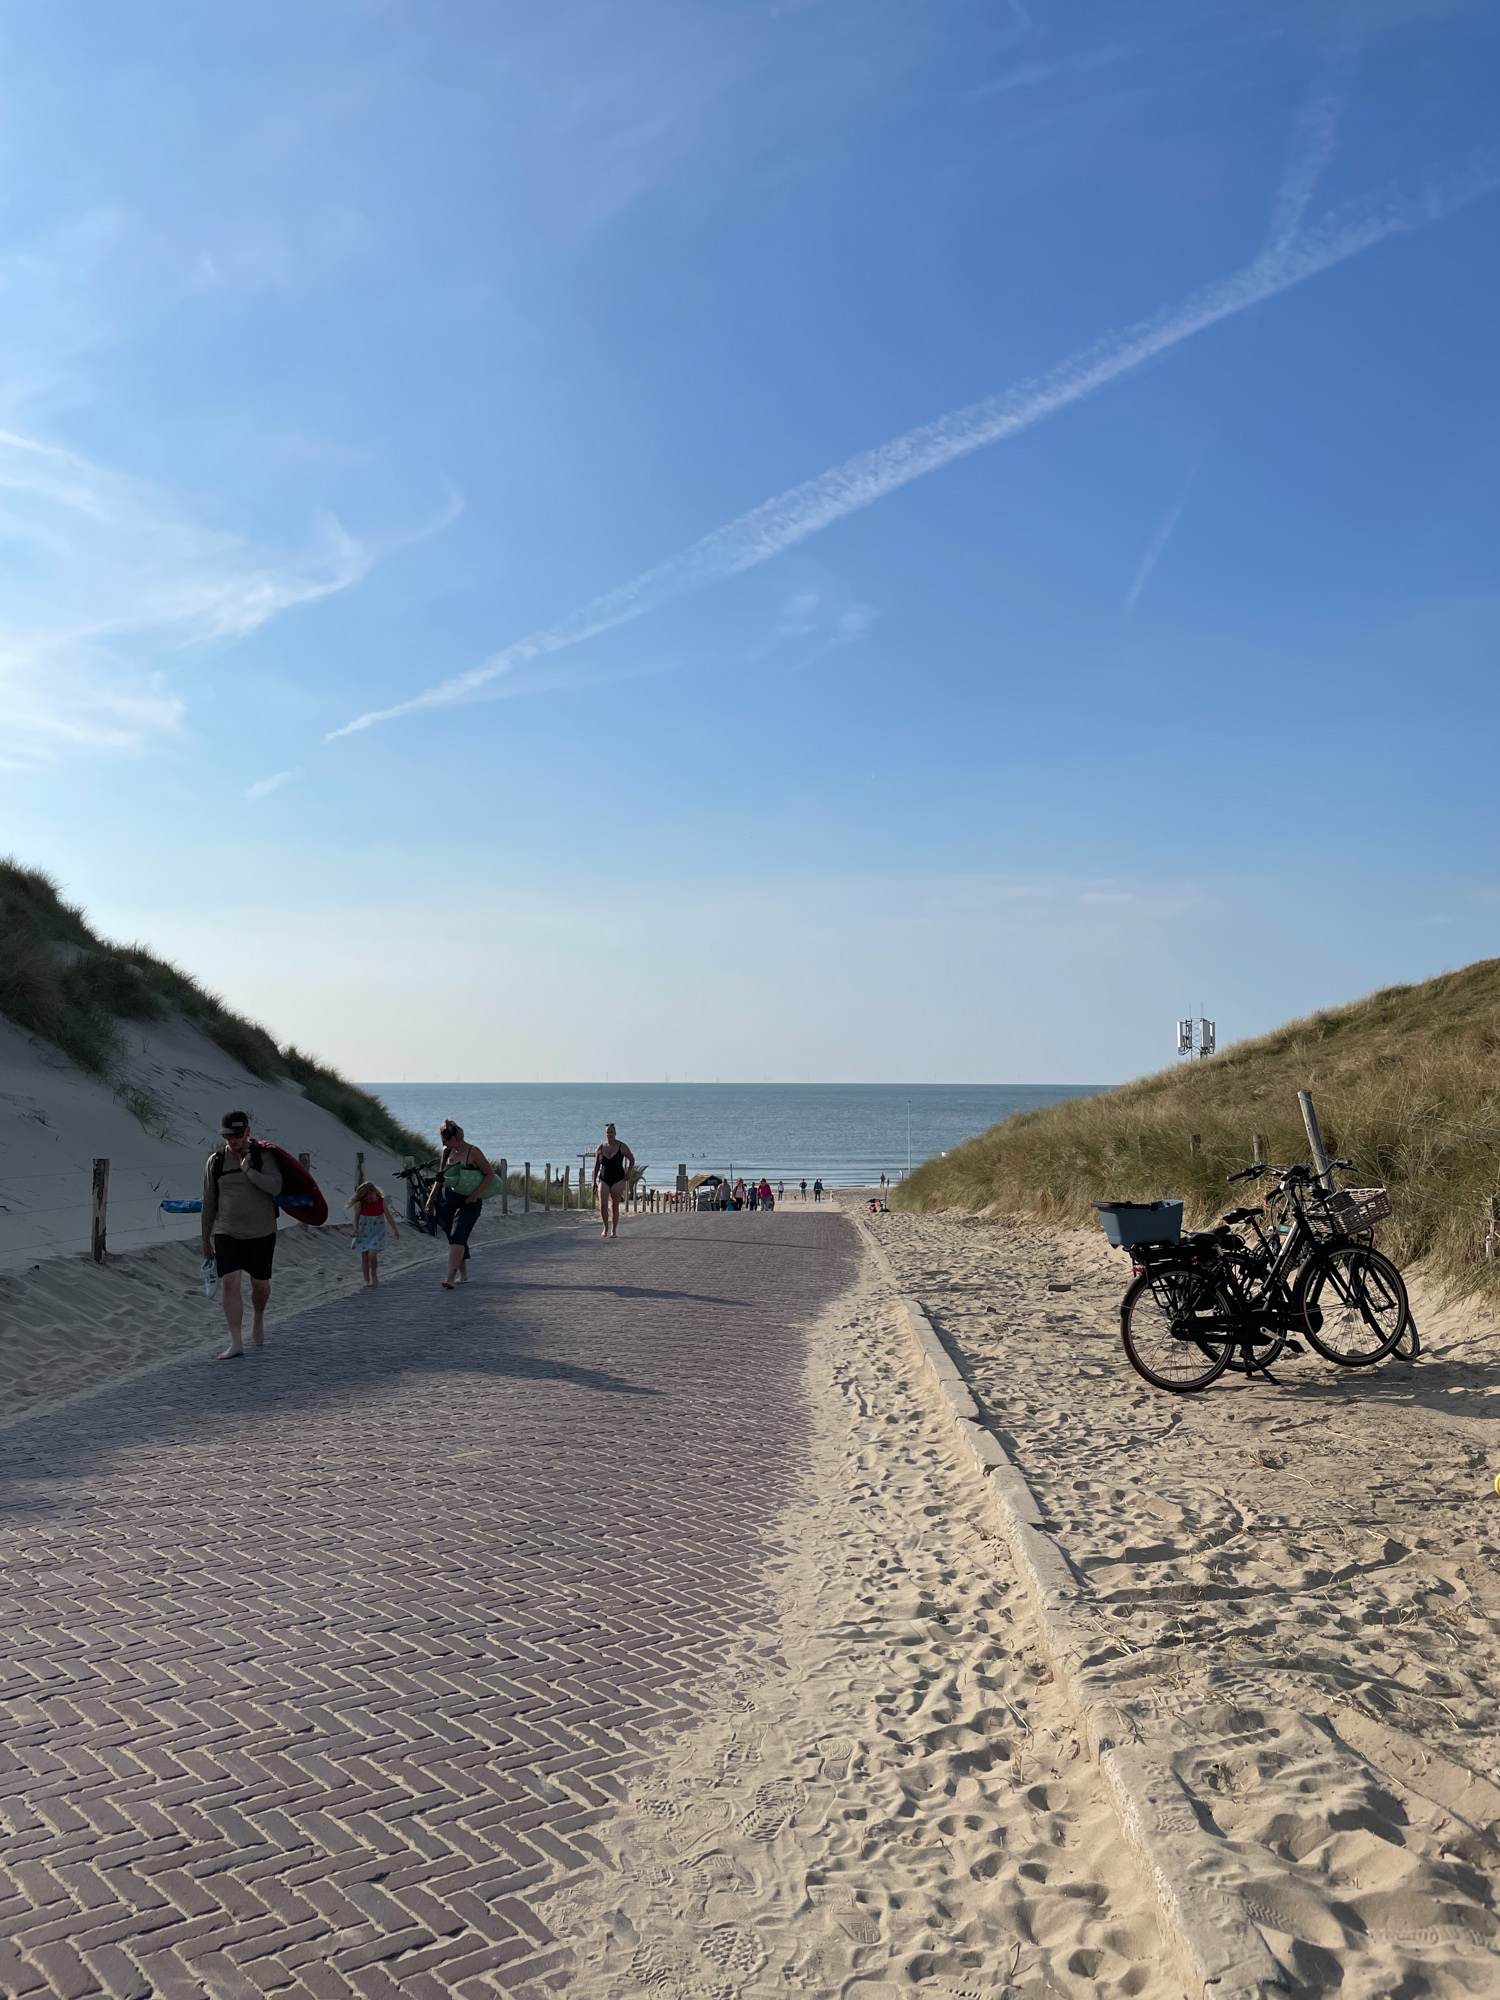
[214,1232,277,1283]
[436,1193,482,1256]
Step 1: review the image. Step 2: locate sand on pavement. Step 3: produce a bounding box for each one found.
[558,1235,1173,2000]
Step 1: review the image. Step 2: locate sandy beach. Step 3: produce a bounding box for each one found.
[839,1201,1500,1996]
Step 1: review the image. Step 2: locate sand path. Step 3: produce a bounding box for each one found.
[861,1205,1500,1997]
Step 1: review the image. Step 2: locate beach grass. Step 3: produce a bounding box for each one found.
[896,957,1500,1298]
[0,858,433,1159]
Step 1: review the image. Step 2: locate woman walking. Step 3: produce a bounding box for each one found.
[426,1120,496,1288]
[593,1123,635,1239]
[348,1180,401,1286]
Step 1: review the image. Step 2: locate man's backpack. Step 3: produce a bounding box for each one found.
[212,1142,329,1227]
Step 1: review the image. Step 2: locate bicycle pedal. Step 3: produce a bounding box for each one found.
[1285,1340,1307,1357]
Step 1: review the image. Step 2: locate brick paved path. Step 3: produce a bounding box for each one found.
[0,1211,856,2000]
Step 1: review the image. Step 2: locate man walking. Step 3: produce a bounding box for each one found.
[202,1110,283,1359]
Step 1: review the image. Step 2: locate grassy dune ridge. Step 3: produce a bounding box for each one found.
[0,859,432,1159]
[897,959,1500,1296]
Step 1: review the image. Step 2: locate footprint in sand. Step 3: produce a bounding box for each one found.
[739,1778,804,1840]
[817,1734,855,1779]
[698,1925,767,1977]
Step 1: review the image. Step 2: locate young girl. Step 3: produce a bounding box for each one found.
[348,1181,400,1286]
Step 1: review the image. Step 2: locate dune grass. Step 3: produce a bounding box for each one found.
[897,959,1500,1298]
[0,859,432,1159]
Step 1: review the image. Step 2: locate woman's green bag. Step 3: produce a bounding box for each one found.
[443,1164,487,1197]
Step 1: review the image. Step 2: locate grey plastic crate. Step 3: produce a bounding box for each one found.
[1092,1199,1183,1248]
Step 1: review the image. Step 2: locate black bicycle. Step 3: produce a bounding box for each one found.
[394,1158,444,1235]
[1119,1161,1409,1393]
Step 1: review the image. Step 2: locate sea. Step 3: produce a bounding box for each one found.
[365,1082,1110,1188]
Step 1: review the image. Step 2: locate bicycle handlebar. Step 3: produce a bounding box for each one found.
[1226,1164,1266,1183]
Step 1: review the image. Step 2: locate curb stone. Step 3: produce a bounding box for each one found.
[845,1207,1287,2000]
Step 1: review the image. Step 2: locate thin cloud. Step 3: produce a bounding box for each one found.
[1124,495,1188,613]
[330,162,1495,744]
[246,769,299,800]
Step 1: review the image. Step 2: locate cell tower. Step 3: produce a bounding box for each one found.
[1176,1017,1216,1060]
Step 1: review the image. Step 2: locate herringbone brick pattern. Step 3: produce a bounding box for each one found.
[0,1212,856,2000]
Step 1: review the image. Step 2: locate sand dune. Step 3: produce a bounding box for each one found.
[856,1206,1500,1998]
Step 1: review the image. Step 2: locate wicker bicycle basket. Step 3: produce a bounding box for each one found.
[1305,1186,1393,1239]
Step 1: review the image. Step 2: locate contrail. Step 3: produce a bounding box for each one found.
[1124,494,1188,613]
[329,166,1491,741]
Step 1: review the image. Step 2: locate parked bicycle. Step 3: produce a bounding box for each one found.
[394,1158,444,1235]
[1106,1160,1410,1394]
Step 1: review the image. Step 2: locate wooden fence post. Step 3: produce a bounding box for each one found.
[91,1158,109,1264]
[524,1163,531,1213]
[562,1166,571,1210]
[1297,1090,1334,1188]
[1486,1195,1500,1261]
[1190,1134,1201,1156]
[1252,1134,1265,1166]
[304,1153,315,1171]
[544,1163,551,1212]
[355,1150,365,1189]
[499,1159,508,1216]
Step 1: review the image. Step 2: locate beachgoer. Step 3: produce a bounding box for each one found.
[758,1177,774,1210]
[747,1180,759,1212]
[201,1109,283,1360]
[593,1123,636,1239]
[799,1178,808,1202]
[777,1180,785,1203]
[813,1177,824,1203]
[348,1180,400,1286]
[732,1177,746,1210]
[426,1120,495,1288]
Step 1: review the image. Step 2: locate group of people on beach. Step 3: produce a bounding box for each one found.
[202,1110,638,1356]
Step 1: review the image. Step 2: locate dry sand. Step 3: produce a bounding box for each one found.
[841,1204,1500,1997]
[557,1246,1174,2000]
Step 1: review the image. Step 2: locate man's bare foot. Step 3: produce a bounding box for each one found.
[441,1280,455,1290]
[251,1329,264,1349]
[219,1344,244,1361]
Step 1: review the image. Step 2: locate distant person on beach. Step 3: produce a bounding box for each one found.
[777,1180,785,1202]
[348,1180,400,1287]
[427,1120,495,1289]
[758,1177,774,1211]
[813,1177,824,1203]
[747,1180,759,1212]
[593,1123,635,1238]
[799,1178,807,1202]
[202,1109,282,1361]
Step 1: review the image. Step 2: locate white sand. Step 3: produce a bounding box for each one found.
[557,1251,1172,2000]
[846,1206,1500,1997]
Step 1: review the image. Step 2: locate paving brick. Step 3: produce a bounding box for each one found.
[0,1215,853,1998]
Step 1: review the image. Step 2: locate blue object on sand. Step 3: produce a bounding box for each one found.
[161,1199,202,1213]
[1092,1199,1183,1248]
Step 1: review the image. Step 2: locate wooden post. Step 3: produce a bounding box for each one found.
[524,1163,531,1213]
[1298,1090,1333,1188]
[1486,1195,1500,1261]
[499,1159,508,1216]
[562,1166,570,1210]
[1190,1134,1201,1156]
[91,1157,109,1264]
[303,1152,314,1170]
[1252,1134,1265,1167]
[544,1163,551,1212]
[355,1150,365,1189]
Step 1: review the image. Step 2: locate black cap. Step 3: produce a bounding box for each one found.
[220,1110,251,1137]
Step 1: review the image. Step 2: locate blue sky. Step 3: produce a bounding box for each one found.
[1,0,1497,1082]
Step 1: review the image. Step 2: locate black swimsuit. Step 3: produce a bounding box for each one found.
[598,1146,628,1187]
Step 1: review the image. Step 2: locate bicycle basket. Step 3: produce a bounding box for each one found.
[1305,1186,1392,1239]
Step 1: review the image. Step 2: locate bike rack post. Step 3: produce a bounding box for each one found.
[1298,1090,1334,1189]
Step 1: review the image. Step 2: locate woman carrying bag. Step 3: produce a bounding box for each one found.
[427,1119,496,1289]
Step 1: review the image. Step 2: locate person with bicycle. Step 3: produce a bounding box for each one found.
[426,1119,496,1288]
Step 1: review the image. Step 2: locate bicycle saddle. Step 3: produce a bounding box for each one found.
[1221,1205,1262,1225]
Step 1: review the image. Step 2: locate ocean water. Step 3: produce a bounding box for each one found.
[366,1082,1110,1187]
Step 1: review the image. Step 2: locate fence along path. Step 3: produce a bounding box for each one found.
[0,1205,857,2000]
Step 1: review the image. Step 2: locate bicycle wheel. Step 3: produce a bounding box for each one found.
[1121,1270,1232,1393]
[1295,1246,1408,1366]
